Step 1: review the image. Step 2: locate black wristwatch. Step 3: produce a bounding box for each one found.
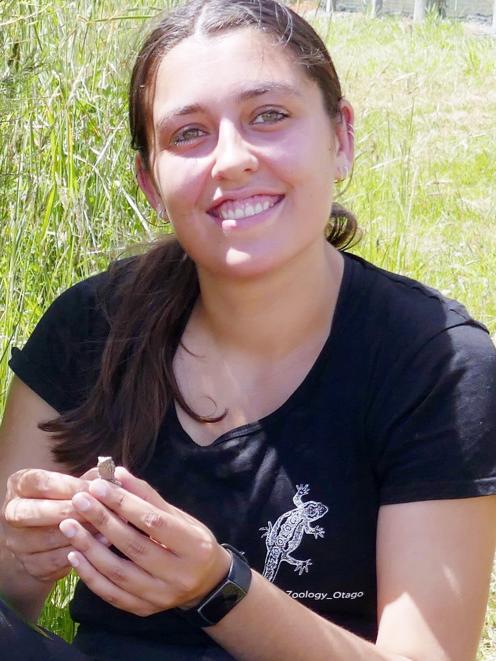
[177,544,252,627]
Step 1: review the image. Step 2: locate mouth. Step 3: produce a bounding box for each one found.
[208,194,284,222]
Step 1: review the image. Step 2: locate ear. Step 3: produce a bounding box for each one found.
[334,98,354,180]
[135,153,163,212]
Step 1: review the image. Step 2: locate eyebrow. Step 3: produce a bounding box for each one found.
[155,83,303,132]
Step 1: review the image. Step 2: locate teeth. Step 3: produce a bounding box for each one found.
[215,195,279,221]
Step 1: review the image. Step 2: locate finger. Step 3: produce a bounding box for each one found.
[6,523,102,554]
[93,533,112,547]
[4,498,93,527]
[61,519,172,604]
[9,468,90,499]
[68,550,161,616]
[67,497,231,610]
[80,515,107,537]
[62,532,171,615]
[114,468,198,526]
[64,497,181,576]
[113,468,175,510]
[19,544,73,582]
[83,482,204,555]
[6,525,73,554]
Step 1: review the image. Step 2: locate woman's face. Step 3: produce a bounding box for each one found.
[139,27,353,279]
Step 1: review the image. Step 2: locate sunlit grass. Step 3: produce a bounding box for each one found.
[38,572,79,642]
[1,0,494,655]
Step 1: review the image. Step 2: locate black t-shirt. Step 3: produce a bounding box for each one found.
[9,252,496,659]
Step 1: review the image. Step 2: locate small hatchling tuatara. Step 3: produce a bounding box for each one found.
[97,456,121,485]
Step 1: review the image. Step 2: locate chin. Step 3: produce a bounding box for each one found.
[205,248,285,281]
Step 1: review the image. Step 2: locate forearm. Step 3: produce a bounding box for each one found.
[0,548,52,622]
[207,571,410,661]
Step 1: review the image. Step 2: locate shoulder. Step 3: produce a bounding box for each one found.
[345,257,496,503]
[347,255,487,333]
[45,270,108,325]
[342,253,491,368]
[8,258,137,412]
[342,253,496,400]
[47,256,136,320]
[25,255,140,349]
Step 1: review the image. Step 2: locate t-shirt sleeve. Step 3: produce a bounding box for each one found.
[8,275,108,414]
[369,323,496,505]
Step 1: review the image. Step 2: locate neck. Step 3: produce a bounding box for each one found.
[194,240,344,360]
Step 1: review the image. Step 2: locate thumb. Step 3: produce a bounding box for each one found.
[79,467,100,481]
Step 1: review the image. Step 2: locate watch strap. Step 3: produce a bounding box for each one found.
[177,544,252,628]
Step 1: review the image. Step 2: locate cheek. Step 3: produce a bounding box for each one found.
[155,156,206,215]
[275,128,334,185]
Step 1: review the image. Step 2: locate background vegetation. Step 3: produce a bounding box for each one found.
[1,0,494,657]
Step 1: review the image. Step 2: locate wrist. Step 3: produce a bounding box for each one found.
[182,543,232,609]
[177,544,252,627]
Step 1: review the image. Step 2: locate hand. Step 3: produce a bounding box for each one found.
[2,468,105,582]
[59,467,232,617]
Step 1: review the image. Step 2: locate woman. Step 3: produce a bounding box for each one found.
[1,1,495,659]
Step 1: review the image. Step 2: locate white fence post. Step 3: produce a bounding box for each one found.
[325,0,336,13]
[413,0,426,22]
[493,0,496,32]
[370,0,383,17]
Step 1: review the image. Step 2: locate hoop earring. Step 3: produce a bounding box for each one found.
[146,202,170,229]
[157,203,170,223]
[334,164,350,183]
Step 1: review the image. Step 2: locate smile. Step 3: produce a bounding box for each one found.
[209,195,283,221]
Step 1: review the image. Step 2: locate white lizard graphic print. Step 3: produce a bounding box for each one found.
[260,484,329,582]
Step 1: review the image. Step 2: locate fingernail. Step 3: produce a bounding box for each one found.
[59,521,77,538]
[90,479,108,498]
[68,552,80,568]
[73,493,92,512]
[114,467,126,481]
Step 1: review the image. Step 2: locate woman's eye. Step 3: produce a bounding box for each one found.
[171,127,205,146]
[252,109,288,125]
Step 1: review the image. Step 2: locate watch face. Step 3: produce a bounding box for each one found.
[200,580,245,623]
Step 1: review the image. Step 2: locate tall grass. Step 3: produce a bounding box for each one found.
[1,1,495,656]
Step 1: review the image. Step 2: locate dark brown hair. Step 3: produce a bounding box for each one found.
[43,0,359,475]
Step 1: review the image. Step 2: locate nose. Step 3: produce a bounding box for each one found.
[211,121,258,181]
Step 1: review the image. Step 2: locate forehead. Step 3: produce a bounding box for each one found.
[152,28,315,119]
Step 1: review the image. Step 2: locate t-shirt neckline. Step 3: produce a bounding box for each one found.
[170,251,356,449]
